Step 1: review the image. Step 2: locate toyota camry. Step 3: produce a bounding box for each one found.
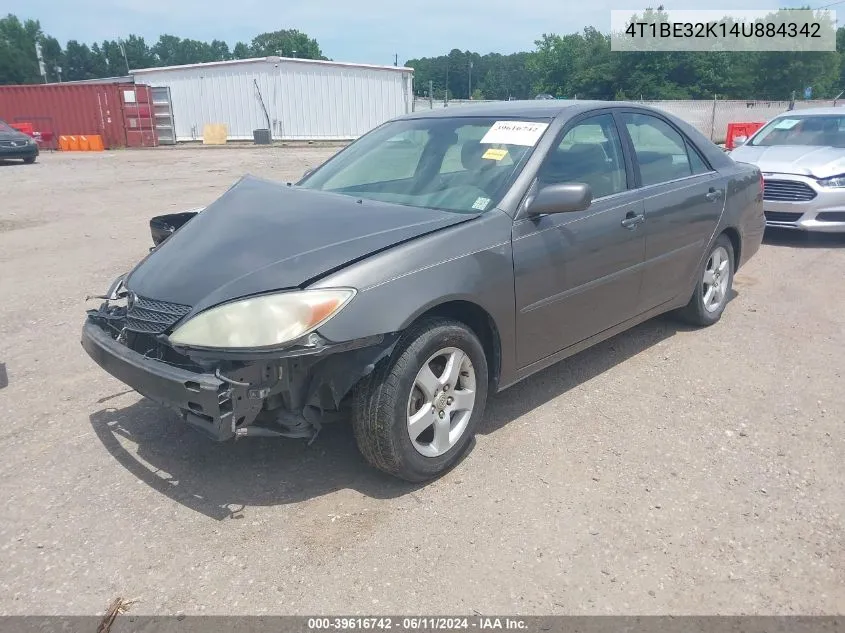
[82,100,764,482]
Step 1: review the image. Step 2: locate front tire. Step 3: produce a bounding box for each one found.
[352,318,489,482]
[676,234,734,326]
[23,156,36,164]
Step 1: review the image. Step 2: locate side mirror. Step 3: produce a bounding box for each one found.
[733,135,748,147]
[526,182,592,216]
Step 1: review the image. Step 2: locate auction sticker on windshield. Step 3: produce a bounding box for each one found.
[774,119,801,130]
[481,121,549,146]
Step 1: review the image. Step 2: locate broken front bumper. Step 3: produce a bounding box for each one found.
[81,317,400,442]
[81,321,250,441]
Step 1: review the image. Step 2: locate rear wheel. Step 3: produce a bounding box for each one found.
[676,234,734,326]
[352,318,488,482]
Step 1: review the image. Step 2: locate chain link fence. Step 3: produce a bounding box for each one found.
[412,98,843,144]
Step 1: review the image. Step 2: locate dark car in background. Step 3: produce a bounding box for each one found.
[82,100,764,482]
[0,120,38,164]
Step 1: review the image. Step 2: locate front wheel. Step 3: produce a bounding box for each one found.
[352,318,489,482]
[23,156,36,164]
[676,234,734,326]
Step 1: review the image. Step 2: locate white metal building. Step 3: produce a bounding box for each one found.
[131,57,414,143]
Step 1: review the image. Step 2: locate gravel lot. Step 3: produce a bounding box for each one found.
[0,148,843,616]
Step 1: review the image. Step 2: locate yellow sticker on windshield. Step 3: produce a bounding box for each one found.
[482,148,508,161]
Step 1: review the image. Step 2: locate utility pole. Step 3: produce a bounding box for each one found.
[709,93,718,141]
[394,53,398,66]
[445,63,449,106]
[35,41,47,83]
[429,80,434,109]
[118,39,130,74]
[468,60,473,99]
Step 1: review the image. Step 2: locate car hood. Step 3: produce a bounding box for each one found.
[730,144,845,178]
[126,175,480,312]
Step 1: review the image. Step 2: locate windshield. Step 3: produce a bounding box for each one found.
[750,114,845,148]
[0,120,14,133]
[298,116,550,213]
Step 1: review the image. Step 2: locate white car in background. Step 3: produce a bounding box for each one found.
[730,107,845,233]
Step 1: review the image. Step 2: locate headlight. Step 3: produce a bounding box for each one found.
[818,174,845,188]
[168,288,356,349]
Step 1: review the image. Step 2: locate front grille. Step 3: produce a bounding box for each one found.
[763,179,817,202]
[765,211,803,223]
[0,140,25,148]
[125,295,192,334]
[817,211,845,222]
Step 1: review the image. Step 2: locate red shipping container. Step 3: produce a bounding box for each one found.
[120,85,158,148]
[0,82,156,149]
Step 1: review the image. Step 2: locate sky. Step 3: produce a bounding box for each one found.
[6,0,824,66]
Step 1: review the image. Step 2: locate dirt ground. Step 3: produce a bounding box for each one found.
[0,148,843,616]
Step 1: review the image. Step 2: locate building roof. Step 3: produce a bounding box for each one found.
[57,75,135,85]
[131,56,414,75]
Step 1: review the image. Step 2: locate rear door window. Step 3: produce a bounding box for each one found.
[623,113,699,186]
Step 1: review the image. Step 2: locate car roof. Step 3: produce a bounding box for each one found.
[396,99,659,121]
[772,107,845,117]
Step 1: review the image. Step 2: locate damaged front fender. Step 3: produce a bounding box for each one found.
[300,333,401,413]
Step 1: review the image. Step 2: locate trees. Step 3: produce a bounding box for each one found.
[408,22,845,102]
[38,35,63,81]
[0,16,327,84]
[1,9,844,101]
[232,42,251,60]
[248,29,325,59]
[64,40,95,81]
[0,15,41,84]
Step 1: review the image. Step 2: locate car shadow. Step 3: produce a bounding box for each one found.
[479,314,691,435]
[763,227,845,248]
[88,313,694,520]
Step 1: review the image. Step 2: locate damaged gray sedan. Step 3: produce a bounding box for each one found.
[82,101,765,482]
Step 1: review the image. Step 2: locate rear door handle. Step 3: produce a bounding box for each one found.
[621,211,645,230]
[706,187,724,202]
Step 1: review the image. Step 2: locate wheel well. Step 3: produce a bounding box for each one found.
[722,227,742,271]
[414,301,502,390]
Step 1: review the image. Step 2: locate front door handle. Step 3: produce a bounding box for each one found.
[706,187,724,202]
[621,211,645,230]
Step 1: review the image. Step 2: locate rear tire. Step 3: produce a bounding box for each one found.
[352,317,488,482]
[676,234,734,327]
